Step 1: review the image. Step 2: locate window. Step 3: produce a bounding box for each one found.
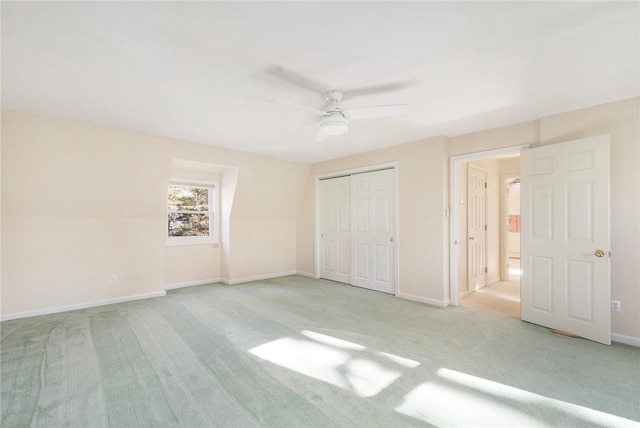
[167,183,217,244]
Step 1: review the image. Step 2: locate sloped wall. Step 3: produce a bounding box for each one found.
[1,110,309,318]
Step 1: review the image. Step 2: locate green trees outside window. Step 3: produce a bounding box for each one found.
[167,185,213,237]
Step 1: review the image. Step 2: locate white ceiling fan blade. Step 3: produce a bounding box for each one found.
[315,129,328,142]
[268,99,327,116]
[344,80,418,99]
[265,65,329,94]
[344,104,409,121]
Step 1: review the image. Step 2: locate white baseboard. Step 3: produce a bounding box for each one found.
[0,291,167,322]
[611,333,640,348]
[296,270,318,279]
[166,278,221,290]
[222,270,298,285]
[397,292,450,308]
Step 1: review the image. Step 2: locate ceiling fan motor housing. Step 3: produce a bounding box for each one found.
[320,112,349,135]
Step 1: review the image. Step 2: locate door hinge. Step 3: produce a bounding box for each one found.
[484,267,488,273]
[484,182,487,189]
[484,225,487,231]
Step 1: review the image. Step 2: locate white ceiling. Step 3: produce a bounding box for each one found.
[2,2,638,164]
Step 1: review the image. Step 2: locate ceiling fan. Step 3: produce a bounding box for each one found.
[267,66,415,141]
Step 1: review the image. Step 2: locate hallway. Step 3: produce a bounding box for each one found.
[460,258,521,318]
[460,279,520,318]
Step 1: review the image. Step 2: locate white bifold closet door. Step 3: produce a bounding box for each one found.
[351,169,395,293]
[320,176,352,284]
[320,169,395,294]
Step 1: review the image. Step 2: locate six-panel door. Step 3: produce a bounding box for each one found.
[521,135,610,344]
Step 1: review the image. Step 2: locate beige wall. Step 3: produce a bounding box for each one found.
[1,110,309,317]
[450,120,539,156]
[228,156,308,281]
[450,97,639,340]
[498,157,521,176]
[297,136,451,304]
[538,97,640,340]
[165,244,221,287]
[2,97,638,341]
[299,96,639,341]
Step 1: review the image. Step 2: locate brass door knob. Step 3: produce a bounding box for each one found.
[594,249,605,257]
[469,237,474,240]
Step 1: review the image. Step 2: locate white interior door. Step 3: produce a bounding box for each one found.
[320,177,351,283]
[521,135,611,344]
[468,165,487,291]
[351,169,395,294]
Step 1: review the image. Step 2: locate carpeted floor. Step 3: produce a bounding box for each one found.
[460,280,521,319]
[2,275,639,427]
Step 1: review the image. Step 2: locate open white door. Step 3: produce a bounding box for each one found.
[320,177,351,283]
[468,164,487,291]
[521,135,611,344]
[351,169,395,294]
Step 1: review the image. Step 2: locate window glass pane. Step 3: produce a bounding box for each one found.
[168,186,209,212]
[168,213,210,237]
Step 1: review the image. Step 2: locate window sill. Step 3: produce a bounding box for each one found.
[166,238,220,248]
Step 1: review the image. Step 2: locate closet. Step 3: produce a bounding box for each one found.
[319,168,396,294]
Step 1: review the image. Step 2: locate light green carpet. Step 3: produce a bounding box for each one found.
[2,275,639,427]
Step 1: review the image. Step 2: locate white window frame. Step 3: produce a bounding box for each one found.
[166,179,219,246]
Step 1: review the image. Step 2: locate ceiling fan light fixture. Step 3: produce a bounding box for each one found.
[320,114,349,135]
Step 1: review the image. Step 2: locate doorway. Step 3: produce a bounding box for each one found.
[505,175,521,281]
[449,146,527,317]
[450,137,612,343]
[461,159,521,318]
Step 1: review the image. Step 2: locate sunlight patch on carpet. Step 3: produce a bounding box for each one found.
[378,352,420,368]
[395,368,637,426]
[249,332,405,397]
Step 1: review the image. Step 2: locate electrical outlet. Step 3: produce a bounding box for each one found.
[109,275,118,285]
[611,300,621,313]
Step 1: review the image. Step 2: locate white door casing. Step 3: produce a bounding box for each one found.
[351,169,395,294]
[319,177,351,283]
[521,135,611,344]
[468,165,487,291]
[449,145,530,306]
